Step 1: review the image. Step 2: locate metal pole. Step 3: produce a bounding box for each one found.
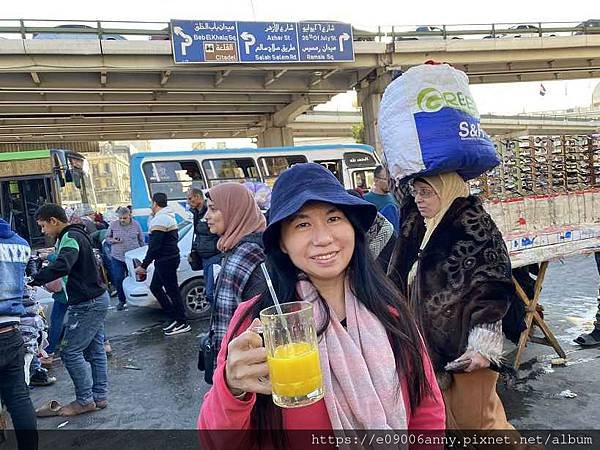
[19,19,26,39]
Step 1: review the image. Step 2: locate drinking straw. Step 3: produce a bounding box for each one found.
[260,263,293,343]
[260,263,284,315]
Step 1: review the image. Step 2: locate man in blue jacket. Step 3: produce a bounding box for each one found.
[0,218,38,450]
[31,204,109,417]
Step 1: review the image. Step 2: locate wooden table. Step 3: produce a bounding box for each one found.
[508,233,600,370]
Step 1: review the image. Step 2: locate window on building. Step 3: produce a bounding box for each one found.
[142,160,205,199]
[257,155,307,186]
[201,158,260,187]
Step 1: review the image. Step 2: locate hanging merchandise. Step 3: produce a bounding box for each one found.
[379,63,500,181]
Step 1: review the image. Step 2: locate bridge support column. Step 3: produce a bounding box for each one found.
[257,126,294,147]
[357,70,392,157]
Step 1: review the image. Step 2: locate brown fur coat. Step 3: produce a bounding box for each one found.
[389,196,513,373]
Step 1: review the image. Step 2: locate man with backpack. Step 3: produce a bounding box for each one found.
[30,204,109,417]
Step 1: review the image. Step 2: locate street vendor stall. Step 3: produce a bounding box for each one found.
[499,215,600,369]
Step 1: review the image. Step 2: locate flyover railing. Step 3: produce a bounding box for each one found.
[0,19,598,41]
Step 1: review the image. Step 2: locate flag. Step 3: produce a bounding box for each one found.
[539,83,547,96]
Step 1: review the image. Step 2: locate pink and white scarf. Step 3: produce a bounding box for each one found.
[296,278,408,433]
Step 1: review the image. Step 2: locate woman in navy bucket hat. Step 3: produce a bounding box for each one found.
[198,163,444,449]
[262,163,377,251]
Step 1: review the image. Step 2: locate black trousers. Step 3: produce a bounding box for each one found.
[594,253,600,331]
[150,258,187,324]
[0,327,38,450]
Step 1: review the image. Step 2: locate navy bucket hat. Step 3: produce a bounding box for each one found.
[263,163,377,252]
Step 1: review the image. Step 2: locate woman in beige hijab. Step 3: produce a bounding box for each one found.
[390,171,517,435]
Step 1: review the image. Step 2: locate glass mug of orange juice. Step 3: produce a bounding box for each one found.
[260,301,324,408]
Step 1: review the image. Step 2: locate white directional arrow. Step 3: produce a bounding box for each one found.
[173,26,193,56]
[338,32,350,52]
[240,32,256,54]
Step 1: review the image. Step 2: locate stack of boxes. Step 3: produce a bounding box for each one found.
[473,134,600,257]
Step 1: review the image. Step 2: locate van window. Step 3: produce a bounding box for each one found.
[314,160,343,184]
[352,169,375,190]
[142,160,205,199]
[258,155,307,186]
[202,158,260,187]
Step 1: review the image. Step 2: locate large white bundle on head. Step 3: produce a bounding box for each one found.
[379,63,499,182]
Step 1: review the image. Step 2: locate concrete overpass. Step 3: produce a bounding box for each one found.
[0,28,600,149]
[290,111,600,139]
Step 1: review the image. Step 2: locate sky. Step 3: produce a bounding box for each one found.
[6,0,597,26]
[4,0,599,148]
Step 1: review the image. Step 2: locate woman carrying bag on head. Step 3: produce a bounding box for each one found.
[198,163,444,450]
[389,171,516,434]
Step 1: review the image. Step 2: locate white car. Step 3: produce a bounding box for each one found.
[122,220,211,318]
[498,24,556,39]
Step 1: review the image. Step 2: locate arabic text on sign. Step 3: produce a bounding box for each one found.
[194,22,236,32]
[264,23,295,33]
[300,24,336,33]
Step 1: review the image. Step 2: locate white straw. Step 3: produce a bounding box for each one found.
[260,263,284,315]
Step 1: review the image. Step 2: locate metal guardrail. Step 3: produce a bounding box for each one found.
[0,19,599,41]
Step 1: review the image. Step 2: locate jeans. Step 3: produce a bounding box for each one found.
[0,328,38,450]
[150,258,186,323]
[202,254,223,307]
[47,299,68,354]
[61,292,109,406]
[109,258,128,304]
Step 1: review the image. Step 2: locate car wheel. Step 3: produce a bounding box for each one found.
[181,278,211,319]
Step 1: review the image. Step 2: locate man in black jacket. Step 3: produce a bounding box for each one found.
[186,187,221,307]
[31,204,109,417]
[135,193,190,336]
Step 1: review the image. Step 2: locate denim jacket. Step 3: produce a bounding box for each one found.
[0,223,31,324]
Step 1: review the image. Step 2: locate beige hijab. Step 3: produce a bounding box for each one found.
[208,182,266,252]
[408,172,470,286]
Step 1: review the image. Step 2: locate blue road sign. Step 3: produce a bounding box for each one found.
[171,20,238,64]
[170,20,354,64]
[298,22,354,62]
[237,21,299,63]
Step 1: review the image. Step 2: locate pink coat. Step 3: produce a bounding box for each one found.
[198,299,446,450]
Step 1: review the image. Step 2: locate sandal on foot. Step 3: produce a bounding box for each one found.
[574,332,600,347]
[59,400,97,417]
[95,400,108,410]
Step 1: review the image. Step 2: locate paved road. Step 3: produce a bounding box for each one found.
[20,255,600,447]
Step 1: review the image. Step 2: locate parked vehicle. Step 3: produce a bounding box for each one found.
[129,144,380,232]
[498,24,556,39]
[122,219,210,319]
[573,20,600,35]
[395,26,462,40]
[32,24,126,40]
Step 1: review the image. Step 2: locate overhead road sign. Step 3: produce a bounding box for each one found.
[170,20,354,64]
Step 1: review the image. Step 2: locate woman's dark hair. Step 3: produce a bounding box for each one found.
[230,206,432,449]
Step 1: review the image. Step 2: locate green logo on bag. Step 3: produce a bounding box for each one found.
[417,87,479,117]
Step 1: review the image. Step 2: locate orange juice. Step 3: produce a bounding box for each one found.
[267,342,323,404]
